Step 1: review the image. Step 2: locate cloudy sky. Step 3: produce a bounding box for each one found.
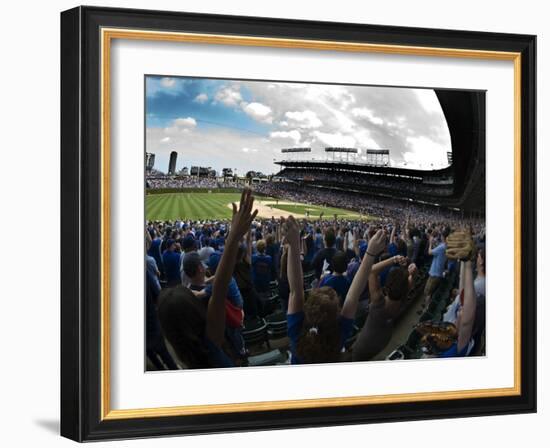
[145,76,452,175]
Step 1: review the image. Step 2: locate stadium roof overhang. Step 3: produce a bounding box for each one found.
[275,159,453,179]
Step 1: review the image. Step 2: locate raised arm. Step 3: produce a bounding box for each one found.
[390,222,397,244]
[445,230,477,352]
[457,260,476,352]
[206,189,258,346]
[244,229,252,264]
[341,229,386,319]
[371,255,407,276]
[352,227,360,257]
[404,215,410,242]
[284,216,304,314]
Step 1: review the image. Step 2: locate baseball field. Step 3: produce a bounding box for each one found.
[145,191,364,221]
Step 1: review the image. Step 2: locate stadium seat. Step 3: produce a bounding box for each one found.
[265,311,288,339]
[419,311,433,322]
[405,330,421,349]
[258,292,281,316]
[248,349,288,367]
[242,317,270,350]
[344,325,360,350]
[303,271,315,288]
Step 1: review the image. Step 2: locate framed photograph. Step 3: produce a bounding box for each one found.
[60,6,536,441]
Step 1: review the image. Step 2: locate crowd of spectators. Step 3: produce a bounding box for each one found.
[146,188,486,370]
[146,175,241,190]
[254,181,483,229]
[277,168,454,197]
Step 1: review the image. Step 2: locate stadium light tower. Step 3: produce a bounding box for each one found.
[365,149,390,166]
[280,147,311,163]
[324,147,358,162]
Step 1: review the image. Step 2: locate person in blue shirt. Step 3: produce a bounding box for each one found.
[387,225,408,257]
[265,232,281,280]
[312,229,337,280]
[251,239,273,293]
[284,215,387,364]
[313,227,324,253]
[302,232,315,270]
[417,230,479,358]
[161,239,182,286]
[318,250,351,305]
[157,189,258,368]
[197,252,243,308]
[147,230,164,275]
[424,227,450,304]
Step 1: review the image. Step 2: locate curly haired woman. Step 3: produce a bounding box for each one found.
[284,215,386,364]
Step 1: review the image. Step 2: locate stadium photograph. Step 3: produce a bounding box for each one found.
[144,75,486,370]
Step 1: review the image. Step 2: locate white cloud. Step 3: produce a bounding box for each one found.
[269,130,302,145]
[193,93,208,103]
[160,77,176,88]
[214,85,243,107]
[405,135,448,168]
[173,117,197,128]
[164,117,197,135]
[285,110,323,129]
[351,107,384,126]
[311,131,356,148]
[415,90,442,114]
[242,102,273,123]
[146,126,278,175]
[353,130,380,149]
[147,79,452,171]
[160,137,171,143]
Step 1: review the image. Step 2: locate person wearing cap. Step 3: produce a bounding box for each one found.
[182,252,208,296]
[198,252,244,309]
[161,239,181,287]
[178,235,198,286]
[318,250,351,305]
[198,246,215,266]
[233,230,261,318]
[198,251,246,358]
[251,239,273,294]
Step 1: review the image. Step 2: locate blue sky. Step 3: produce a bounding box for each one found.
[145,76,452,175]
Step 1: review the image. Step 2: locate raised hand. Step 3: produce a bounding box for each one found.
[394,255,408,267]
[366,229,386,257]
[229,189,258,242]
[281,215,300,248]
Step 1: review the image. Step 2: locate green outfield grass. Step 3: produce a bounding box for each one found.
[145,191,366,221]
[146,192,243,221]
[271,203,362,219]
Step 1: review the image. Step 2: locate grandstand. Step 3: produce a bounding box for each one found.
[270,89,485,214]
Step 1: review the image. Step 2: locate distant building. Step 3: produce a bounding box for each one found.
[145,152,155,172]
[168,151,178,175]
[447,152,453,166]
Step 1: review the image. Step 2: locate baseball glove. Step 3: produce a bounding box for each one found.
[445,230,476,261]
